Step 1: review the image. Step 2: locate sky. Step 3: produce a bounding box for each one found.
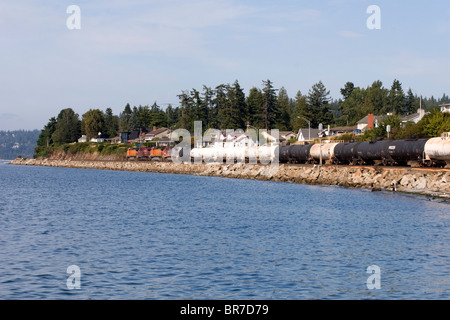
[0,0,449,130]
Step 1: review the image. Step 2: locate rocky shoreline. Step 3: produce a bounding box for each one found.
[9,158,450,199]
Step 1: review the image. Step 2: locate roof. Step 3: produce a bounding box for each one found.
[401,112,423,122]
[145,128,171,136]
[330,126,358,132]
[297,128,322,140]
[357,115,383,124]
[279,131,295,136]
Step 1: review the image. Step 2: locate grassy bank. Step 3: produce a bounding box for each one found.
[34,142,132,160]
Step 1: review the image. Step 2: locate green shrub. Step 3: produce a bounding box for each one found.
[34,146,52,158]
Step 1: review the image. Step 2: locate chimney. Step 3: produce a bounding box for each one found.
[367,114,374,130]
[153,126,157,132]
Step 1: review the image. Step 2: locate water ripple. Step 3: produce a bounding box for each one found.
[0,163,449,299]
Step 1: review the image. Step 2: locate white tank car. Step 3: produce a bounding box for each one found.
[424,133,450,162]
[257,145,279,164]
[191,145,278,164]
[190,147,202,161]
[310,143,338,162]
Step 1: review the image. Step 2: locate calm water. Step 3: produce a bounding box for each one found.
[0,160,449,300]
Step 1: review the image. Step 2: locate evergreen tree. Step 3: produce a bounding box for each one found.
[177,91,194,132]
[307,81,333,128]
[261,79,279,129]
[387,79,405,115]
[340,82,355,101]
[276,87,292,131]
[137,105,151,129]
[103,108,119,138]
[202,86,217,129]
[222,80,247,130]
[291,91,310,131]
[404,89,419,115]
[149,102,167,128]
[82,109,104,141]
[439,93,449,103]
[246,87,263,128]
[119,103,132,132]
[37,117,57,147]
[128,106,140,132]
[190,88,206,124]
[366,80,388,115]
[214,84,231,130]
[165,104,178,129]
[52,108,81,144]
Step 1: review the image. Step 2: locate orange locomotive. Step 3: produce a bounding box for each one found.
[127,145,171,161]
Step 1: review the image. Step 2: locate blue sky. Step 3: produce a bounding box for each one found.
[0,0,449,130]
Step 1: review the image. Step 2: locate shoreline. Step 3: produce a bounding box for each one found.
[9,158,450,200]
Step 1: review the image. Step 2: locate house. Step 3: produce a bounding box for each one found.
[144,127,172,141]
[297,128,323,142]
[90,133,109,143]
[226,132,258,147]
[329,126,358,136]
[357,114,382,132]
[200,130,260,148]
[106,136,121,144]
[441,103,450,113]
[78,135,87,143]
[279,131,297,144]
[401,109,426,124]
[120,130,141,143]
[260,130,280,144]
[154,137,174,147]
[200,129,224,147]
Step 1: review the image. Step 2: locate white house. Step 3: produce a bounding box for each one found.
[357,114,382,132]
[441,103,450,113]
[297,128,322,142]
[401,109,426,124]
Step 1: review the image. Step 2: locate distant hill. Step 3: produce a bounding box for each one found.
[0,130,40,160]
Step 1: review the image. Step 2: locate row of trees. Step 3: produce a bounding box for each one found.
[165,79,336,132]
[37,108,120,147]
[171,78,448,132]
[0,130,40,159]
[350,111,450,142]
[37,79,449,147]
[338,80,423,126]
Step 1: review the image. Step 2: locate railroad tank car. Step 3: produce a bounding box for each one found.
[258,145,279,164]
[356,140,389,165]
[309,143,338,163]
[279,146,292,163]
[424,133,450,166]
[190,145,276,164]
[222,145,247,163]
[333,142,362,165]
[382,139,428,166]
[288,144,313,163]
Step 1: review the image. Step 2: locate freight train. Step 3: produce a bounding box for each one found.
[279,133,450,168]
[126,145,171,161]
[131,133,450,168]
